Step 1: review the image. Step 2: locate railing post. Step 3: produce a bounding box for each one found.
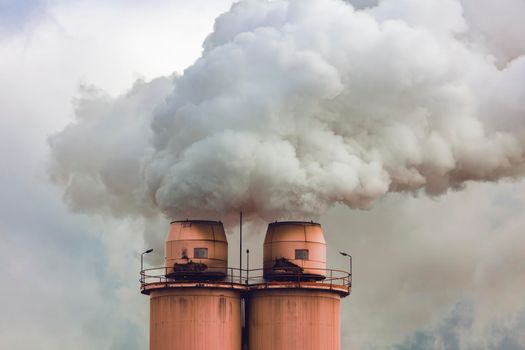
[246,249,250,285]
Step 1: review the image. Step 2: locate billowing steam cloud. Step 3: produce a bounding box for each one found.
[49,0,525,221]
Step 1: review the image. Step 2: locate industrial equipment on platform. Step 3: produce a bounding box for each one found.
[140,219,351,350]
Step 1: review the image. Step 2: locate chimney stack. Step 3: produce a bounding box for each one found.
[140,220,351,350]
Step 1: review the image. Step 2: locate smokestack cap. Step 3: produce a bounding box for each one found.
[263,221,327,281]
[165,220,228,280]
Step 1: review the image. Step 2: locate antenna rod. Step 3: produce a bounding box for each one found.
[240,211,243,281]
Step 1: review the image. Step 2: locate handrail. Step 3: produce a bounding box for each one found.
[140,266,352,290]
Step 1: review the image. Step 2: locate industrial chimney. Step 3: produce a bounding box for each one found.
[142,220,242,350]
[140,219,351,350]
[248,221,347,350]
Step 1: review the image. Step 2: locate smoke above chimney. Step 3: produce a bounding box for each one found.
[49,0,525,222]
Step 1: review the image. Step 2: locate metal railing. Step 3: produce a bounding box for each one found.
[140,266,351,290]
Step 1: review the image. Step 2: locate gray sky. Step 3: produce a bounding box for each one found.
[1,0,524,349]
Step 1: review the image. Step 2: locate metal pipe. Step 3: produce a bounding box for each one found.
[246,249,250,285]
[239,211,243,281]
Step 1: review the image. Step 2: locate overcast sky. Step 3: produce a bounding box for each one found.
[1,1,524,349]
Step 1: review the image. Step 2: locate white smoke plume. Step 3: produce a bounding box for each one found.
[49,0,525,222]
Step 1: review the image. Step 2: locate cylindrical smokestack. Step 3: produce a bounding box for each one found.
[149,289,241,350]
[249,221,343,350]
[146,220,241,350]
[247,289,341,350]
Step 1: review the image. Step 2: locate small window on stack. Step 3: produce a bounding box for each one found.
[295,249,309,260]
[194,247,208,259]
